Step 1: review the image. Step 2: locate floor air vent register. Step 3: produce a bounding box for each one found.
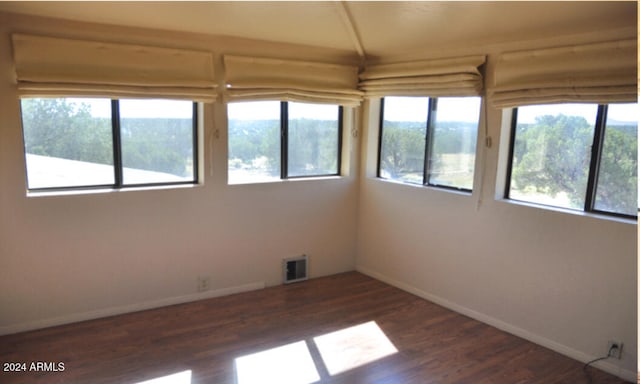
[283,255,308,284]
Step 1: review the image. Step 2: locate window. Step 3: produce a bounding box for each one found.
[228,101,342,184]
[228,101,281,183]
[21,98,197,191]
[378,96,482,191]
[506,103,638,218]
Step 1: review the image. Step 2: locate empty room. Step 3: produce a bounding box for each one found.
[0,2,637,383]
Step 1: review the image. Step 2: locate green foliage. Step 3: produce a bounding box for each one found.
[228,118,340,177]
[228,119,280,176]
[22,98,113,165]
[430,122,478,156]
[379,121,478,183]
[429,122,478,189]
[594,124,638,214]
[512,114,593,208]
[288,118,339,175]
[120,118,193,176]
[511,113,637,214]
[21,99,194,177]
[379,121,425,181]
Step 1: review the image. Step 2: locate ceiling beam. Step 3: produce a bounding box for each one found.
[335,1,366,64]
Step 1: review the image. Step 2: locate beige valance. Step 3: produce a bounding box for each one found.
[490,39,638,108]
[11,34,217,102]
[223,55,363,106]
[358,55,486,97]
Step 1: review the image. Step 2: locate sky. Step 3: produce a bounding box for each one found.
[516,103,639,125]
[77,99,340,121]
[606,103,639,124]
[227,101,339,121]
[69,98,193,119]
[74,97,637,125]
[383,96,482,123]
[227,97,484,122]
[227,101,279,120]
[517,104,598,125]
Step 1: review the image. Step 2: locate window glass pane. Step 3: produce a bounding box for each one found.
[379,97,428,184]
[594,103,638,216]
[120,99,195,185]
[288,102,340,177]
[509,103,598,210]
[21,98,114,189]
[427,97,481,190]
[228,101,281,184]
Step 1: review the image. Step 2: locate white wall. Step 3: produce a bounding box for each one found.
[356,36,637,380]
[0,10,636,382]
[0,13,360,334]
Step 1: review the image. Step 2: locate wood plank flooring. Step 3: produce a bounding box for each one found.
[0,272,629,383]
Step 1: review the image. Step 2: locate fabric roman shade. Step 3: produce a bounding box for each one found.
[223,55,363,106]
[490,39,638,108]
[11,34,217,102]
[358,55,486,97]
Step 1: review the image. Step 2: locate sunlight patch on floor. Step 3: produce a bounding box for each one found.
[235,341,320,384]
[134,370,192,384]
[313,321,398,376]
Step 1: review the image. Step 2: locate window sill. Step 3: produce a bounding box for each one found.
[373,177,473,196]
[26,183,201,198]
[228,175,343,186]
[498,198,637,225]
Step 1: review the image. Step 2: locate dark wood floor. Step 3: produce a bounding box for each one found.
[0,272,628,384]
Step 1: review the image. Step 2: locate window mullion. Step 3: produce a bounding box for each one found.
[281,101,288,179]
[337,106,344,176]
[376,98,386,178]
[423,98,437,185]
[584,105,607,212]
[191,102,198,183]
[111,100,123,187]
[504,108,519,199]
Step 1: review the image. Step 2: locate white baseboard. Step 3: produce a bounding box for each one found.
[356,265,636,383]
[0,281,265,336]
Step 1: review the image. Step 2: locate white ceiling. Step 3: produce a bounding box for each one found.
[0,1,636,60]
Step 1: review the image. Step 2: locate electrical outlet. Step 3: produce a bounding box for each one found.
[607,340,623,359]
[197,276,210,292]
